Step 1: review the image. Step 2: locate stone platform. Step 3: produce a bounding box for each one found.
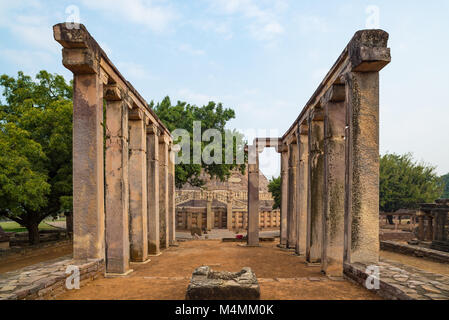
[0,257,104,300]
[344,259,449,300]
[381,240,449,263]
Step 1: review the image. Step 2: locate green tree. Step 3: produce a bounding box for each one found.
[442,174,449,198]
[152,96,246,188]
[268,176,281,210]
[380,153,443,214]
[0,71,73,244]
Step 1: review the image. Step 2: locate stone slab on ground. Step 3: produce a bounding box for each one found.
[0,257,103,300]
[344,258,449,300]
[186,266,260,300]
[381,240,449,264]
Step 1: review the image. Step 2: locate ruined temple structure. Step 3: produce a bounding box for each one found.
[417,199,449,252]
[175,170,280,231]
[53,24,177,275]
[245,30,391,276]
[53,23,391,284]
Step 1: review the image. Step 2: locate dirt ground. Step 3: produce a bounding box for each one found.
[57,240,381,300]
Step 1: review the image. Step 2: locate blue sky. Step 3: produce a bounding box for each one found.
[1,0,448,178]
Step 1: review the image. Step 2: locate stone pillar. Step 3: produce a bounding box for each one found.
[147,125,160,255]
[72,69,104,260]
[54,23,105,261]
[280,147,288,247]
[417,214,425,241]
[287,142,298,249]
[341,30,390,265]
[168,145,177,246]
[306,108,324,263]
[104,86,130,274]
[296,124,308,256]
[425,215,434,241]
[197,212,203,229]
[128,109,148,262]
[187,212,192,230]
[343,71,381,265]
[247,145,260,246]
[159,135,170,249]
[206,193,214,231]
[227,192,234,230]
[321,84,346,275]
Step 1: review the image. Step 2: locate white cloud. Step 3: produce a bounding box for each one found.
[208,0,287,42]
[80,0,177,33]
[0,49,53,70]
[296,14,328,34]
[116,61,155,81]
[178,43,205,56]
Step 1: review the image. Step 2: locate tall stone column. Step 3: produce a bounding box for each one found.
[342,30,390,265]
[247,145,260,246]
[159,135,170,249]
[287,142,298,249]
[168,145,177,246]
[321,85,346,275]
[147,125,160,255]
[227,192,234,230]
[104,85,130,274]
[53,23,105,261]
[206,193,214,231]
[280,147,288,247]
[128,109,148,262]
[306,108,324,263]
[296,124,308,256]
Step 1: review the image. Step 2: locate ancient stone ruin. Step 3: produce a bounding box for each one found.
[186,266,260,300]
[53,23,177,275]
[245,30,391,276]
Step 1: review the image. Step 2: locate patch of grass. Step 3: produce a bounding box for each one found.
[0,221,59,233]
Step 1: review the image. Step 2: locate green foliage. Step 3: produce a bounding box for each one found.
[268,176,281,210]
[380,153,443,212]
[152,96,246,188]
[0,71,73,243]
[442,173,449,199]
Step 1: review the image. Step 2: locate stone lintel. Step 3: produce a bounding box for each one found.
[310,107,325,122]
[146,123,159,135]
[62,48,99,74]
[104,84,122,101]
[53,23,96,49]
[129,108,144,121]
[348,30,390,72]
[299,123,309,135]
[321,84,346,105]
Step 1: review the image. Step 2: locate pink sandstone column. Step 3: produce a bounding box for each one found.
[54,23,105,261]
[104,86,130,274]
[287,142,298,249]
[72,73,105,261]
[147,125,160,255]
[159,135,170,249]
[342,29,390,266]
[168,145,177,246]
[321,84,346,275]
[247,145,260,246]
[306,109,324,263]
[227,192,234,230]
[280,146,288,247]
[296,124,309,256]
[128,109,148,262]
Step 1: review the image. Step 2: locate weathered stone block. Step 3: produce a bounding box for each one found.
[186,266,260,300]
